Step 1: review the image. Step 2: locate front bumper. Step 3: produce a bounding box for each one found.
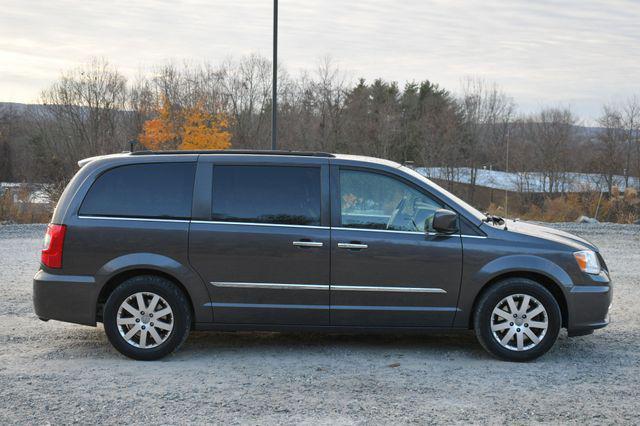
[566,272,612,336]
[33,269,96,326]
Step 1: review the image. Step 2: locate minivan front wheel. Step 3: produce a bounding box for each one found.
[103,275,191,360]
[474,278,561,362]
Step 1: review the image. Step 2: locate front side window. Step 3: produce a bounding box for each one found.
[340,169,443,232]
[79,162,196,219]
[212,165,321,226]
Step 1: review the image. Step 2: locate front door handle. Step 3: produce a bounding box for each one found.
[337,242,368,250]
[293,241,324,248]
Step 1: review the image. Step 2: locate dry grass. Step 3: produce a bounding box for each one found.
[487,187,639,223]
[0,187,52,224]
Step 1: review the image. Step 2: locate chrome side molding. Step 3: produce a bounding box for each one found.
[192,220,329,230]
[210,281,446,294]
[211,282,329,291]
[332,285,446,293]
[78,215,189,223]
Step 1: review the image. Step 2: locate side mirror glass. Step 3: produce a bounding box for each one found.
[431,209,459,234]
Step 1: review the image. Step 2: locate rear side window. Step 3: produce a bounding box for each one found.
[80,163,196,219]
[212,165,321,226]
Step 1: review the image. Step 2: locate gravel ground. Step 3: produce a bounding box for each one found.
[0,223,639,424]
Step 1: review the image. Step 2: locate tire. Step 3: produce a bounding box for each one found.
[473,278,561,362]
[103,275,191,360]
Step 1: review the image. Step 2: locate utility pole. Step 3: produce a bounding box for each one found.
[271,0,278,150]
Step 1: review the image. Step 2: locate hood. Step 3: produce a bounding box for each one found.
[502,220,599,252]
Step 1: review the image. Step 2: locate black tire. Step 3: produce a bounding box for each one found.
[103,275,191,360]
[474,278,561,362]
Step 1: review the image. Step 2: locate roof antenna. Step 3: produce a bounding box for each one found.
[129,139,136,153]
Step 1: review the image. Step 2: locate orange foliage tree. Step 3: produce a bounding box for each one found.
[138,97,179,150]
[181,102,231,150]
[139,98,231,150]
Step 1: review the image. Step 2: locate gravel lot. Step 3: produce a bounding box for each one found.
[1,223,638,424]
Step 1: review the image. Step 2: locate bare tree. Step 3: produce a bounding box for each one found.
[595,105,626,193]
[35,58,132,175]
[621,96,640,189]
[312,57,347,152]
[0,105,16,181]
[221,54,273,149]
[277,57,347,153]
[523,108,577,193]
[459,78,515,201]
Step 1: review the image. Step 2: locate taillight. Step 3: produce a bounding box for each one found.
[41,224,67,269]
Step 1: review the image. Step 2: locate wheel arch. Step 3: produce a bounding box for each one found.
[96,268,195,325]
[92,252,212,324]
[468,271,568,329]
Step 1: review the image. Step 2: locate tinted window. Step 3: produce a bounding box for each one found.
[212,166,321,226]
[80,163,196,219]
[340,169,442,232]
[460,216,484,236]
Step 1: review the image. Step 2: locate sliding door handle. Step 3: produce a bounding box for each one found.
[293,241,324,248]
[337,242,368,250]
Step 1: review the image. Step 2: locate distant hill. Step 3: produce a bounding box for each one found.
[573,126,603,138]
[0,102,50,115]
[0,102,606,138]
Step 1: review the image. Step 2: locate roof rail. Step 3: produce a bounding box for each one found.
[130,149,334,158]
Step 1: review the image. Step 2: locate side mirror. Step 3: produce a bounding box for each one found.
[432,209,459,234]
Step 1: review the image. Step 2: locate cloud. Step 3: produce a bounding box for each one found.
[1,0,638,120]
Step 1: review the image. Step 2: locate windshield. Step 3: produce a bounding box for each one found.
[399,166,486,222]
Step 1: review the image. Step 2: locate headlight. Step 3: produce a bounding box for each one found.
[573,250,601,275]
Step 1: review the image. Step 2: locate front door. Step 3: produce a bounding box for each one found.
[330,167,463,327]
[189,160,331,325]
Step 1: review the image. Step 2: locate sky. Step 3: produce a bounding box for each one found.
[1,0,639,121]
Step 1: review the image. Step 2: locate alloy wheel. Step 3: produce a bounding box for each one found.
[491,293,549,351]
[116,292,174,349]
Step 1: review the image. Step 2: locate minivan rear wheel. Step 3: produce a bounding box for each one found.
[103,275,191,360]
[474,278,561,362]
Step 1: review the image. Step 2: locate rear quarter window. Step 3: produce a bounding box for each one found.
[79,162,196,219]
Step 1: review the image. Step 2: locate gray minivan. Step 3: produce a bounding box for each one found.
[33,150,612,361]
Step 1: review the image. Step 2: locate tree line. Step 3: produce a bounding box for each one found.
[1,56,639,207]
